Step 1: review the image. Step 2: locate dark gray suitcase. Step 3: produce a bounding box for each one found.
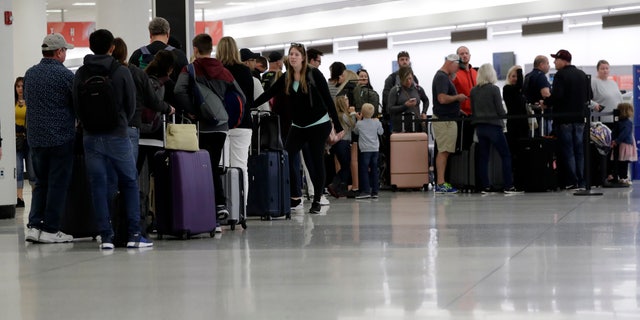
[220,167,247,230]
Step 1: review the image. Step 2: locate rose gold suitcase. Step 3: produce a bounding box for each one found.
[390,132,429,189]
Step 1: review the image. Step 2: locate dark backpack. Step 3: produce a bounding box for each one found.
[77,61,121,133]
[139,75,167,134]
[353,85,380,113]
[138,45,174,70]
[187,63,246,128]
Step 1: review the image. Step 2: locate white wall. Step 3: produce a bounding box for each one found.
[317,24,640,112]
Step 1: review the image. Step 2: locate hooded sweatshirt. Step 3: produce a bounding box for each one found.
[174,57,237,132]
[73,54,136,137]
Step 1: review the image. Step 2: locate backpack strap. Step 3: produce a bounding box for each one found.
[140,45,151,55]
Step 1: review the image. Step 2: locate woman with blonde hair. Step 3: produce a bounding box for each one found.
[471,63,522,194]
[216,36,255,214]
[255,43,343,213]
[328,95,357,197]
[502,65,528,144]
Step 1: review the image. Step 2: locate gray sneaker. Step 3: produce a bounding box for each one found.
[39,231,73,243]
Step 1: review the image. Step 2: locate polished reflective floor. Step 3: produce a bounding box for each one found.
[2,185,640,319]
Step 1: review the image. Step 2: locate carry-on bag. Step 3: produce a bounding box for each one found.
[390,132,429,189]
[246,150,291,220]
[153,115,216,239]
[250,109,284,153]
[154,149,217,239]
[513,137,558,192]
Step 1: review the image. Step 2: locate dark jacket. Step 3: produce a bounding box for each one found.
[382,71,419,113]
[470,84,505,128]
[544,65,592,124]
[388,84,429,132]
[73,55,135,137]
[127,64,172,129]
[503,68,528,140]
[224,63,254,129]
[254,67,343,133]
[174,57,237,132]
[128,40,189,82]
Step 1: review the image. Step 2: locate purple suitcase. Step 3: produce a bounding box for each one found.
[154,149,217,239]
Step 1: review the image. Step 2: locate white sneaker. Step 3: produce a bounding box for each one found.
[25,227,41,243]
[291,198,304,210]
[319,195,330,206]
[39,231,73,243]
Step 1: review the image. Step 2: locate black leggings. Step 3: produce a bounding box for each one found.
[285,121,332,203]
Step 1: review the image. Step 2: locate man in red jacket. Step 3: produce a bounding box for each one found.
[452,46,477,116]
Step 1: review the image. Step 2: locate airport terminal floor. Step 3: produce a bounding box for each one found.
[2,184,640,319]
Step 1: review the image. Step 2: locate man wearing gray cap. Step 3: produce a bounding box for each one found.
[432,54,467,194]
[23,33,76,243]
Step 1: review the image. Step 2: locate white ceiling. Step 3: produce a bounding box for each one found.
[44,0,640,48]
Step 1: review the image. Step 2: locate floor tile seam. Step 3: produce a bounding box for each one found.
[442,202,583,308]
[19,254,110,279]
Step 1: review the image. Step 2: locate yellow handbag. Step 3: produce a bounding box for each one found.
[165,116,199,151]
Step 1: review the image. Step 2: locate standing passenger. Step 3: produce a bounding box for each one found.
[470,64,522,194]
[254,43,343,214]
[23,33,75,243]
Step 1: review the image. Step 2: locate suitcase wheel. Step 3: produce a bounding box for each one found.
[157,233,164,240]
[240,220,247,229]
[261,215,272,221]
[285,214,291,220]
[209,230,216,238]
[230,224,236,231]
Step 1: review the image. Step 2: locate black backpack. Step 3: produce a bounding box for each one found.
[140,75,167,134]
[77,60,121,133]
[138,45,175,70]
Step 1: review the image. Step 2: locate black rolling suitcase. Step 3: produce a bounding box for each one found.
[247,150,291,220]
[514,137,558,192]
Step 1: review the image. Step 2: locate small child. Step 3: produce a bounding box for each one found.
[610,102,637,186]
[353,103,384,199]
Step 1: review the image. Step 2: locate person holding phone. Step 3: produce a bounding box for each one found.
[387,66,429,133]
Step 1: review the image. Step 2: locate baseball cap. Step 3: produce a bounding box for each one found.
[446,54,460,62]
[41,33,74,51]
[268,51,283,62]
[551,49,572,62]
[240,48,260,62]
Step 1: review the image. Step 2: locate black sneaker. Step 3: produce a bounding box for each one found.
[345,190,360,198]
[16,198,25,208]
[309,201,321,214]
[216,205,229,220]
[355,193,371,199]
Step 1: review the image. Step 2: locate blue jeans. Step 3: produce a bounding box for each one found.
[476,124,514,189]
[557,123,585,187]
[16,148,35,189]
[106,127,140,204]
[330,140,351,184]
[28,141,74,233]
[358,151,379,194]
[83,134,141,238]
